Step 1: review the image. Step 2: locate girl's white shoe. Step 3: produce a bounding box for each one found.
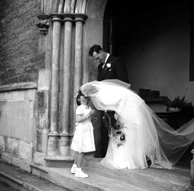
[71,164,77,174]
[75,168,88,178]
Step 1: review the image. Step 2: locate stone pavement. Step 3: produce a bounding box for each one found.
[0,154,194,191]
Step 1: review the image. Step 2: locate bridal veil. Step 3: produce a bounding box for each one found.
[81,80,194,169]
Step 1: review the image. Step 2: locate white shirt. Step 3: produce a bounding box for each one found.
[102,53,110,68]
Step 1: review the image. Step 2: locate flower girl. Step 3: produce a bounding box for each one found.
[70,90,96,178]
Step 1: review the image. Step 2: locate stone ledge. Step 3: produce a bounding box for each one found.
[0,82,37,92]
[44,156,74,161]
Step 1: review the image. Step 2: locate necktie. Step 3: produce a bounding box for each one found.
[102,63,106,69]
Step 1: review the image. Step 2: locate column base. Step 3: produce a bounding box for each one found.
[59,133,73,156]
[44,155,74,168]
[47,134,59,156]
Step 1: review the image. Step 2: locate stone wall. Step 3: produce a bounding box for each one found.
[0,0,48,165]
[0,82,37,170]
[0,0,44,85]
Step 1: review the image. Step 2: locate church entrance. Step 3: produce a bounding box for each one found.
[103,0,192,169]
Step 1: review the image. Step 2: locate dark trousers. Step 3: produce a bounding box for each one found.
[94,111,109,156]
[100,111,109,155]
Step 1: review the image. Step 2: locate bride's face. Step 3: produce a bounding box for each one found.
[80,96,89,105]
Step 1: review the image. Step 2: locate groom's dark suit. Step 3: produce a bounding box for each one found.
[96,55,128,157]
[98,55,129,82]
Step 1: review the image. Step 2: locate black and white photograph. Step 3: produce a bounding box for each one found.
[0,0,193,190]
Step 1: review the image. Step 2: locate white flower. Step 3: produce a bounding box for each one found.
[106,63,111,68]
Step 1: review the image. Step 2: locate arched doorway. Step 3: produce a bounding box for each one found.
[103,0,191,96]
[103,0,192,169]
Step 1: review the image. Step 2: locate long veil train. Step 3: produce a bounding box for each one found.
[81,79,194,170]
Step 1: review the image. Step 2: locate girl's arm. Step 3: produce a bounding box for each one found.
[76,111,92,123]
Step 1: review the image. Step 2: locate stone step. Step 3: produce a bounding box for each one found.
[0,161,71,191]
[44,155,74,168]
[30,153,193,191]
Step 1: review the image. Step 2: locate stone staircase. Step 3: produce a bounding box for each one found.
[30,153,193,191]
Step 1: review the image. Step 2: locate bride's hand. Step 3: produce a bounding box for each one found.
[90,109,95,115]
[91,117,97,122]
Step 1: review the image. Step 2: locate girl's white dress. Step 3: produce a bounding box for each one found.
[81,80,194,170]
[71,105,96,153]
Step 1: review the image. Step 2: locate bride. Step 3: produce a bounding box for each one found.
[80,79,194,170]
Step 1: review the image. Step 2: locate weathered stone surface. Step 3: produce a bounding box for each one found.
[5,137,19,157]
[38,92,45,109]
[2,137,33,163]
[1,153,31,172]
[33,151,46,166]
[0,100,35,142]
[0,86,37,159]
[36,68,50,151]
[0,0,43,85]
[18,141,33,162]
[38,69,50,91]
[0,135,5,152]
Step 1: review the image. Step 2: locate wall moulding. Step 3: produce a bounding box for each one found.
[50,13,88,21]
[36,13,87,35]
[0,82,37,92]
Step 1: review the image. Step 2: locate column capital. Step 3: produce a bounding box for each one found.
[63,14,74,22]
[50,14,63,22]
[74,14,88,22]
[38,13,88,22]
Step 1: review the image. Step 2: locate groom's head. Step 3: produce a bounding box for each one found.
[89,44,107,64]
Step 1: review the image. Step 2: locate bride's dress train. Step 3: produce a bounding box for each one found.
[81,80,194,170]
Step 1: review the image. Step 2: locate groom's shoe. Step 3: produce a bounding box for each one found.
[94,153,105,158]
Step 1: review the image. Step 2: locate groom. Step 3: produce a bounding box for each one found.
[89,44,129,158]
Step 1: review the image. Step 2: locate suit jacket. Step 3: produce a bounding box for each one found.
[98,55,129,83]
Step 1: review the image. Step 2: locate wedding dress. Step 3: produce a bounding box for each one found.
[81,80,194,170]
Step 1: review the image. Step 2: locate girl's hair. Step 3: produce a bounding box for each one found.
[76,90,89,106]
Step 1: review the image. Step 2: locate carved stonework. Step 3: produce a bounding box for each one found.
[36,14,50,35]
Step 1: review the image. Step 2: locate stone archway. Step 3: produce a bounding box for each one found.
[37,0,109,161]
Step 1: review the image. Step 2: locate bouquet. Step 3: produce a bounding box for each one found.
[103,111,126,147]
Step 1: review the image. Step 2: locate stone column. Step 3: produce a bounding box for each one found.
[73,14,87,116]
[48,15,62,156]
[60,15,74,156]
